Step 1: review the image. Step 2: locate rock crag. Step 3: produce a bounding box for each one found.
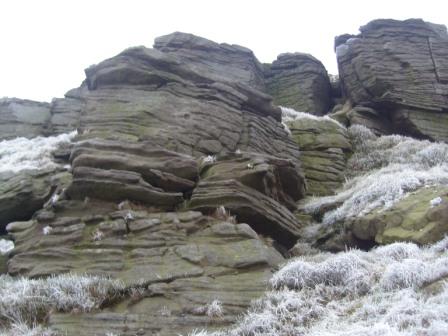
[336,19,448,141]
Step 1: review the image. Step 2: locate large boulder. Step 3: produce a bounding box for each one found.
[154,32,266,91]
[1,32,307,335]
[349,186,448,245]
[0,98,50,140]
[68,34,300,161]
[265,53,332,115]
[336,19,448,141]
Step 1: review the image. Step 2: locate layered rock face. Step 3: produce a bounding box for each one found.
[2,19,448,336]
[8,202,283,335]
[2,32,305,335]
[285,113,351,196]
[265,53,332,115]
[189,152,305,248]
[336,19,448,142]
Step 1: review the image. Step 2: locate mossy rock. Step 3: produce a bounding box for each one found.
[350,186,448,245]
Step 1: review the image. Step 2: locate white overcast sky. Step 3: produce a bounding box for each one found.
[1,0,447,102]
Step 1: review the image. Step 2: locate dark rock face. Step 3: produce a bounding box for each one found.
[2,32,305,335]
[75,41,299,159]
[154,32,266,91]
[265,53,332,115]
[66,139,198,208]
[189,152,305,248]
[53,32,305,247]
[0,170,71,231]
[0,98,50,140]
[336,19,448,141]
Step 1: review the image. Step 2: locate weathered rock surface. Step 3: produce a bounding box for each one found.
[66,139,198,208]
[265,53,332,115]
[1,32,306,335]
[154,32,266,91]
[0,98,50,140]
[7,201,283,335]
[0,169,71,232]
[347,106,393,135]
[349,186,448,245]
[286,117,351,196]
[336,19,448,141]
[189,152,305,248]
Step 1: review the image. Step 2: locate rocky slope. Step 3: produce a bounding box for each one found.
[0,18,448,336]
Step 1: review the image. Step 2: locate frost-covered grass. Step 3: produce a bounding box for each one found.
[0,274,124,333]
[192,300,224,319]
[0,131,76,173]
[280,106,344,129]
[0,240,14,255]
[303,125,448,225]
[0,322,53,336]
[189,238,448,336]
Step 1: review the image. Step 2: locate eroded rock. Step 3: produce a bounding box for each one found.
[265,53,332,115]
[349,186,448,245]
[336,19,448,141]
[7,201,283,335]
[286,115,351,196]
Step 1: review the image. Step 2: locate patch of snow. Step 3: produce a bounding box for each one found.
[124,212,134,222]
[42,226,53,236]
[201,155,216,164]
[0,239,14,255]
[51,193,60,205]
[0,131,77,173]
[431,196,443,207]
[189,239,448,336]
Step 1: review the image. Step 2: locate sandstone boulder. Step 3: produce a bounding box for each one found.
[265,53,332,115]
[349,186,448,245]
[336,19,448,141]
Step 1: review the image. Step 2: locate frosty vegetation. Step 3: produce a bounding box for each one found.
[0,240,14,255]
[280,106,344,130]
[0,274,124,335]
[0,131,77,173]
[304,125,448,225]
[190,238,448,336]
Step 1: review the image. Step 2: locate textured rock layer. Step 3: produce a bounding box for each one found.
[336,19,448,141]
[265,53,332,115]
